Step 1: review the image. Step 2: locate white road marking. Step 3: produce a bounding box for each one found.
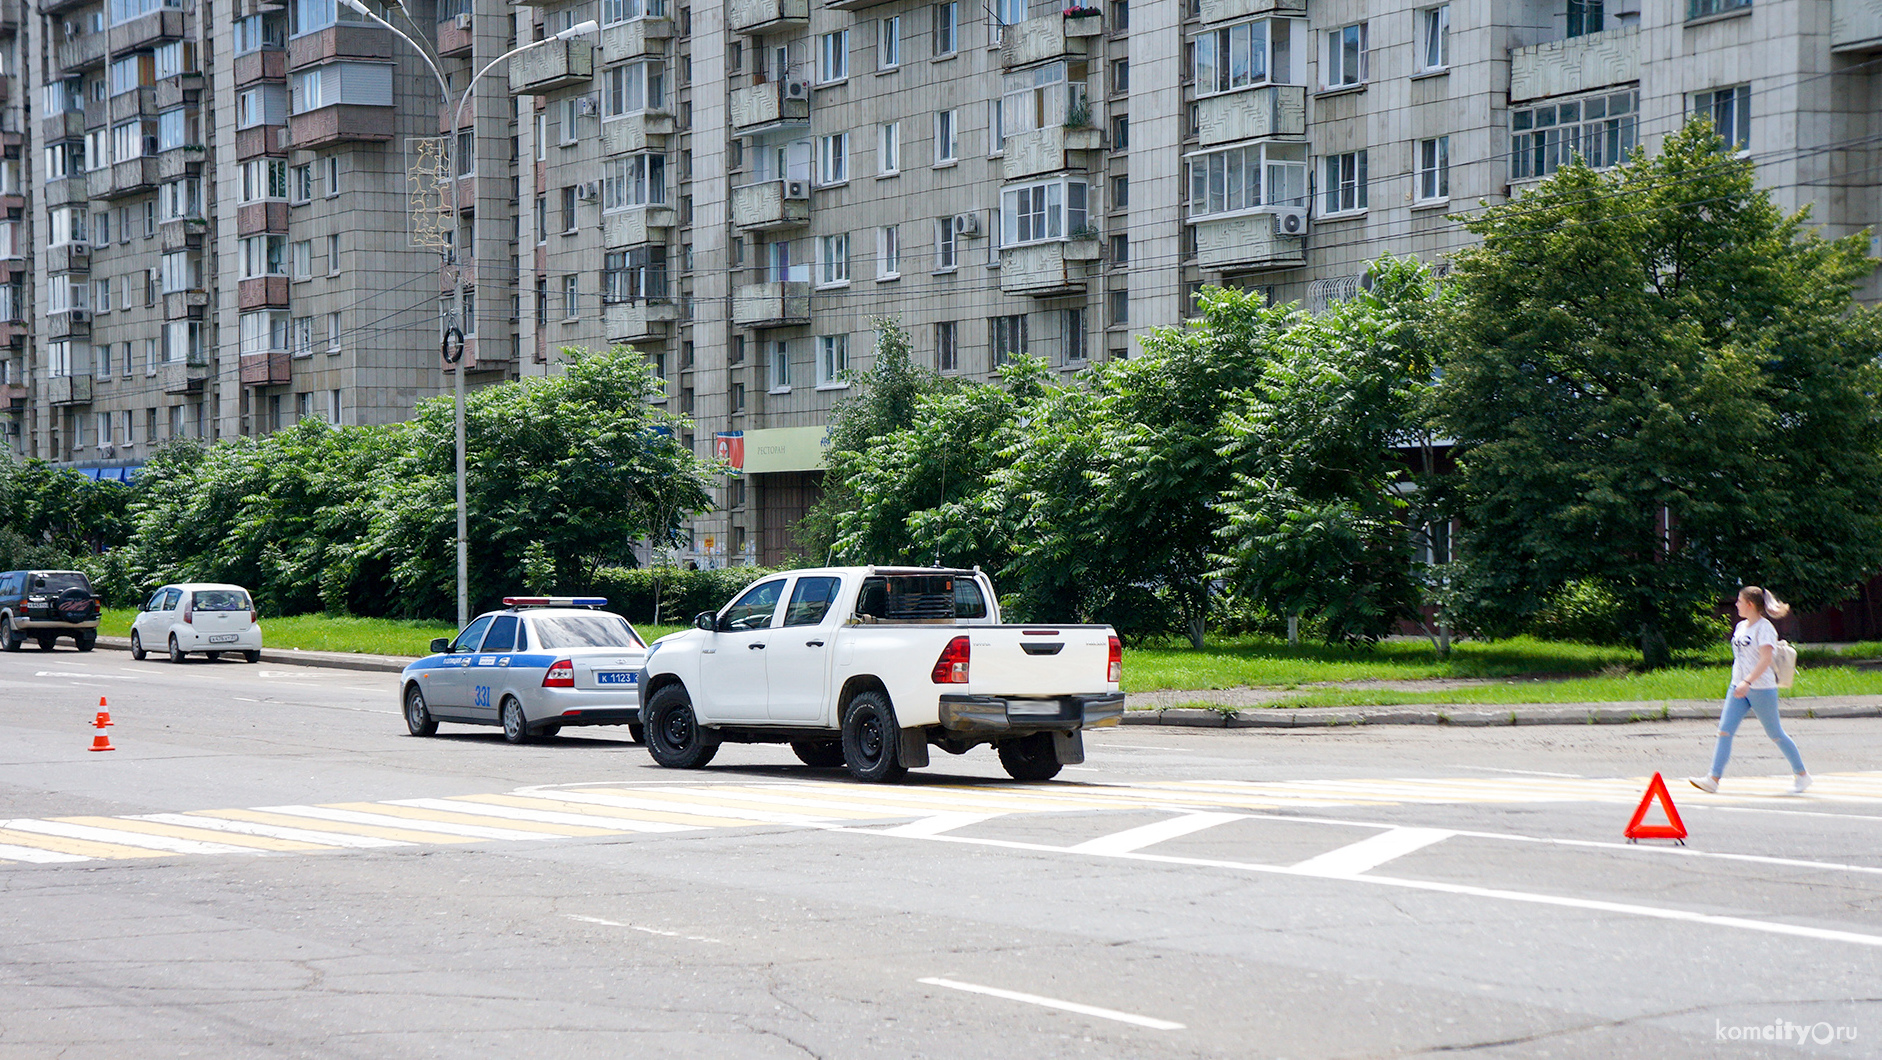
[564,914,723,943]
[1289,827,1456,877]
[1066,812,1246,856]
[33,671,136,680]
[918,977,1185,1031]
[386,797,690,832]
[233,697,262,703]
[0,843,90,863]
[1454,766,1584,778]
[251,805,551,841]
[871,813,1007,838]
[1084,743,1188,751]
[1,819,263,856]
[134,813,407,849]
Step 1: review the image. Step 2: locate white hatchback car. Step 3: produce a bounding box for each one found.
[130,583,264,663]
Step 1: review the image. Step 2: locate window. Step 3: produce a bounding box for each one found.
[1687,0,1748,17]
[602,153,666,209]
[1059,307,1087,364]
[1111,174,1129,207]
[1419,6,1449,70]
[240,235,286,278]
[237,84,284,128]
[1511,90,1638,178]
[47,276,89,314]
[112,120,156,162]
[1416,135,1450,201]
[324,156,339,196]
[1113,59,1129,93]
[328,389,342,422]
[291,240,313,279]
[239,310,289,355]
[933,1,957,55]
[1322,151,1367,213]
[989,314,1026,366]
[234,13,285,52]
[603,247,668,302]
[989,99,1005,153]
[327,233,341,275]
[819,132,849,184]
[158,251,199,293]
[562,185,579,232]
[154,41,196,79]
[602,0,665,23]
[879,122,900,173]
[878,225,900,278]
[559,98,580,144]
[44,142,84,180]
[47,341,78,377]
[328,311,343,352]
[241,158,288,202]
[770,340,791,390]
[1108,288,1129,326]
[534,196,547,243]
[93,278,112,316]
[157,108,197,151]
[290,0,371,36]
[1111,116,1129,150]
[936,217,958,269]
[563,274,579,319]
[144,201,156,237]
[819,30,848,82]
[602,61,666,116]
[291,62,393,114]
[161,178,201,220]
[292,316,313,357]
[1193,19,1295,95]
[934,110,958,162]
[936,321,958,371]
[879,16,901,68]
[995,0,1024,34]
[1109,233,1128,264]
[1000,178,1089,244]
[817,334,849,385]
[287,164,313,204]
[49,207,88,246]
[1691,85,1750,150]
[1111,0,1128,27]
[1567,0,1603,35]
[1186,142,1307,215]
[1325,23,1367,88]
[109,54,153,96]
[818,233,850,285]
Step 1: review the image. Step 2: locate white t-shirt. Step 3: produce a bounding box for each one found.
[1730,617,1779,690]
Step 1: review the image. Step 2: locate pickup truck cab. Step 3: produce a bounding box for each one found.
[637,566,1124,782]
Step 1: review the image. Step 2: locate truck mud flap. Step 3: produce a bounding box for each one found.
[899,727,930,769]
[1051,730,1084,765]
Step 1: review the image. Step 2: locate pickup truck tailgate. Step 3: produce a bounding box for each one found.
[968,627,1113,696]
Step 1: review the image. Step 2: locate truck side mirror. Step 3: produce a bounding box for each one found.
[430,638,451,654]
[694,611,717,632]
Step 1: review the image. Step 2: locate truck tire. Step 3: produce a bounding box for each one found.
[997,733,1064,782]
[76,631,96,653]
[841,691,906,783]
[1,616,21,652]
[791,739,845,768]
[645,685,719,769]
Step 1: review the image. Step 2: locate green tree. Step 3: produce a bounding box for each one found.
[0,455,132,565]
[1437,120,1882,666]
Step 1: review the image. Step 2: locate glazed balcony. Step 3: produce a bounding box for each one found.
[288,104,395,148]
[1195,85,1305,147]
[1001,16,1094,69]
[731,180,810,231]
[728,0,807,33]
[47,309,90,338]
[1198,0,1302,22]
[730,81,808,131]
[159,360,208,394]
[603,205,675,248]
[508,38,594,94]
[600,110,676,152]
[731,281,810,328]
[46,244,89,275]
[605,299,679,342]
[239,351,291,386]
[1002,124,1102,181]
[600,16,671,62]
[998,239,1100,295]
[41,111,86,142]
[238,276,290,309]
[1192,213,1304,270]
[47,375,91,406]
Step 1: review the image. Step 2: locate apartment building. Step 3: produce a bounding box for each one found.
[5,0,1877,565]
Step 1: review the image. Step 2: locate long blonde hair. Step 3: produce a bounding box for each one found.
[1740,585,1791,619]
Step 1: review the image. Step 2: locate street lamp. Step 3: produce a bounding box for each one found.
[341,0,596,626]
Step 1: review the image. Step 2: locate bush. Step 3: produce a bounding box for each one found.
[1524,580,1724,651]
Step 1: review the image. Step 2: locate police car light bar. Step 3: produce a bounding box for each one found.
[502,597,610,609]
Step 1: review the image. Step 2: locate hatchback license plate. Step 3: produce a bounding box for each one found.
[596,671,639,685]
[208,634,239,644]
[1007,699,1060,716]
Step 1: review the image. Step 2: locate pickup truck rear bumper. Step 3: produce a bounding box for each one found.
[937,693,1125,733]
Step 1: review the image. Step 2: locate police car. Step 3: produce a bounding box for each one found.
[400,598,650,744]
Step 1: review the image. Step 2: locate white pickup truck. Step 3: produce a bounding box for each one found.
[636,566,1124,782]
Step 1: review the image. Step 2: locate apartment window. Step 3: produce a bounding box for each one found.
[328,311,343,352]
[933,1,957,55]
[241,158,288,202]
[1187,142,1307,215]
[1111,0,1128,27]
[820,132,849,184]
[324,156,340,196]
[878,225,900,278]
[1324,23,1368,88]
[562,185,579,232]
[292,316,314,357]
[47,276,89,313]
[1690,85,1750,150]
[1059,307,1087,364]
[109,54,153,96]
[47,341,77,377]
[236,85,285,128]
[160,178,201,220]
[1110,116,1129,150]
[770,340,792,390]
[1418,5,1450,70]
[936,217,958,269]
[879,122,900,174]
[989,99,1005,153]
[295,391,312,421]
[879,16,901,68]
[240,235,287,278]
[239,310,289,355]
[158,251,198,294]
[290,0,372,36]
[49,207,87,246]
[234,13,285,53]
[562,274,580,319]
[602,61,666,116]
[112,121,155,162]
[817,334,849,385]
[327,234,341,275]
[1511,90,1638,178]
[934,110,958,163]
[989,314,1026,366]
[1416,136,1450,202]
[1193,19,1294,95]
[290,240,312,280]
[819,30,848,82]
[936,321,958,372]
[93,278,112,315]
[603,247,668,302]
[1108,288,1129,326]
[156,108,197,151]
[1687,0,1748,18]
[602,153,666,209]
[1001,178,1089,244]
[328,389,342,422]
[144,201,156,237]
[1109,234,1128,264]
[534,196,547,242]
[1111,175,1129,207]
[1322,151,1367,213]
[818,233,850,285]
[43,142,84,180]
[1567,0,1603,35]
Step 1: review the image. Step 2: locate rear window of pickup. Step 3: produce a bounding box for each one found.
[855,575,988,621]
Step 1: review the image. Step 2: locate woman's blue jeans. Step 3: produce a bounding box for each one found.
[1710,687,1806,778]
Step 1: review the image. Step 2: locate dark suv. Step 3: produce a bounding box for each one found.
[0,570,101,651]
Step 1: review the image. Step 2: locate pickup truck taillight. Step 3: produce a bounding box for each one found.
[931,636,970,684]
[542,660,575,688]
[1107,636,1122,683]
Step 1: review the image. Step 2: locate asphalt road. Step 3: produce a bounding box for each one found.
[2,646,1879,1059]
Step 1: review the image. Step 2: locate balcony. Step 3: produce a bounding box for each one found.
[163,290,208,318]
[155,71,205,108]
[605,299,680,342]
[601,110,677,152]
[603,205,675,248]
[730,81,809,131]
[509,38,594,94]
[287,24,394,69]
[1192,212,1304,270]
[1836,0,1882,49]
[824,0,896,12]
[46,244,89,274]
[159,218,207,252]
[157,144,206,179]
[90,157,160,201]
[998,240,1099,295]
[1001,16,1092,69]
[288,104,396,148]
[1198,0,1303,22]
[159,360,208,394]
[601,16,672,62]
[41,111,84,141]
[109,87,157,124]
[731,180,810,231]
[47,375,91,406]
[1003,124,1102,181]
[437,14,473,57]
[47,309,91,338]
[117,7,184,49]
[1195,84,1306,147]
[729,0,807,33]
[1509,25,1638,102]
[56,31,106,71]
[239,352,291,386]
[238,276,290,309]
[41,0,91,14]
[235,49,287,86]
[236,125,287,160]
[1,383,25,409]
[731,281,810,328]
[457,337,513,374]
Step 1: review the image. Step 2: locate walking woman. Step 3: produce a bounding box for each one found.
[1689,587,1810,794]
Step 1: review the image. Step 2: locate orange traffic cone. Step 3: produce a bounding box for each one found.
[89,700,115,751]
[95,696,112,728]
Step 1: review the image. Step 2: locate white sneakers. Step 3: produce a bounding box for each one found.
[1792,772,1812,794]
[1688,776,1719,793]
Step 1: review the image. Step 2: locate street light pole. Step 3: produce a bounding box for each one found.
[342,0,594,628]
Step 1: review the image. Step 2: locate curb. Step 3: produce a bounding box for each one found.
[1122,700,1882,729]
[94,636,413,674]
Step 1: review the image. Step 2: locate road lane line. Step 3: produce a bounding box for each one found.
[9,820,261,856]
[563,914,724,943]
[917,978,1185,1031]
[54,816,326,852]
[1289,827,1456,877]
[0,842,90,863]
[325,801,620,838]
[872,813,1008,838]
[1067,812,1247,855]
[199,808,474,845]
[147,813,406,849]
[250,806,545,842]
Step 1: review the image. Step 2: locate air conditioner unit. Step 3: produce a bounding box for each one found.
[66,309,88,322]
[576,94,598,116]
[783,80,810,100]
[1272,207,1308,237]
[578,180,601,200]
[454,11,473,30]
[952,212,979,237]
[782,179,809,200]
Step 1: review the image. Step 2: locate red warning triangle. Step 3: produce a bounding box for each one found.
[1624,772,1688,842]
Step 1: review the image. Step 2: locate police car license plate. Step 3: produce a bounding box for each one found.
[208,634,239,644]
[596,672,639,685]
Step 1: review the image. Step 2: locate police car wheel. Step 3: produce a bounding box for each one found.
[404,685,439,737]
[645,685,718,769]
[501,698,532,745]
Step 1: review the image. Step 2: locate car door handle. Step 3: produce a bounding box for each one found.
[805,640,824,647]
[748,643,766,650]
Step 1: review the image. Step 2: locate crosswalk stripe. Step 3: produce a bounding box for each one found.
[388,798,656,833]
[0,841,90,863]
[325,801,620,838]
[200,808,478,845]
[0,826,169,859]
[146,813,406,849]
[500,790,794,829]
[767,782,1118,815]
[254,806,554,841]
[447,794,702,832]
[1066,812,1247,856]
[57,816,328,852]
[14,819,260,856]
[1291,827,1457,876]
[622,785,917,821]
[871,812,1009,838]
[551,788,843,827]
